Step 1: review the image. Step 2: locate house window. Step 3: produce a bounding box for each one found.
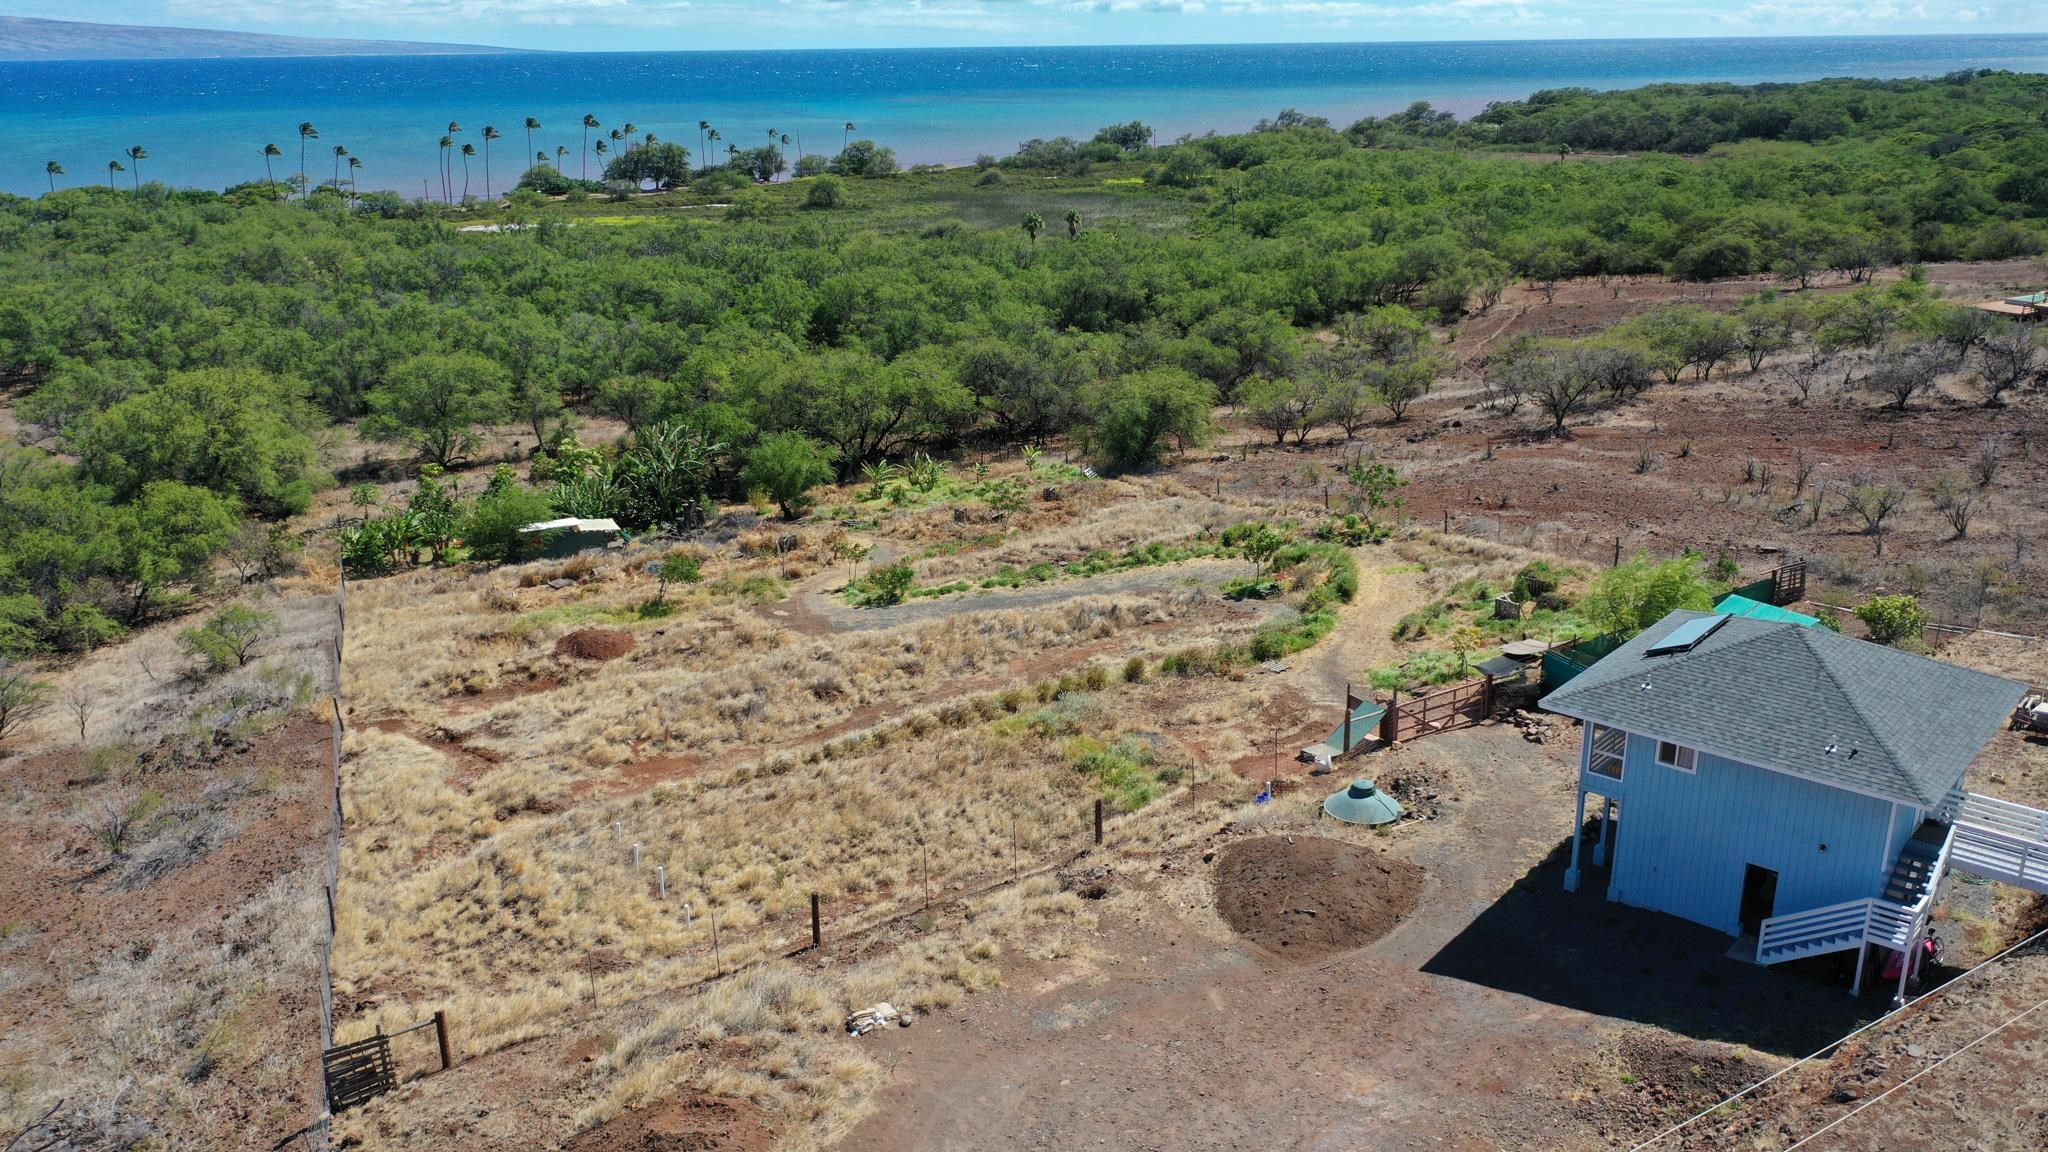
[1588,724,1626,780]
[1657,741,1698,773]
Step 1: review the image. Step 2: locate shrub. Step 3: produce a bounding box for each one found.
[865,563,916,606]
[1855,594,1928,646]
[802,176,845,209]
[1122,657,1147,683]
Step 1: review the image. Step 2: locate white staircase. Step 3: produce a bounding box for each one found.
[1757,823,1953,969]
[1940,791,2048,895]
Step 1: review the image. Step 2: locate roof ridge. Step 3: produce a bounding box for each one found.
[1800,628,1919,801]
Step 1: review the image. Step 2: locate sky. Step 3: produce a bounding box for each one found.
[11,0,2028,52]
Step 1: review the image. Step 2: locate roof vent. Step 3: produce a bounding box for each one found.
[1646,614,1730,656]
[1323,779,1404,827]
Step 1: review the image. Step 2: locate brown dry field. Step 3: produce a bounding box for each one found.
[9,261,2048,1152]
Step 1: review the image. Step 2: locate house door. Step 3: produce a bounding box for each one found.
[1739,864,1779,935]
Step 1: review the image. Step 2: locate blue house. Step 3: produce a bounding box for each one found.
[1539,610,2048,998]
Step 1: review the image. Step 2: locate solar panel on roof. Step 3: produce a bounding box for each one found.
[1645,614,1729,655]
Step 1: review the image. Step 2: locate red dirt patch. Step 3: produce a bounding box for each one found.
[562,1093,776,1152]
[1213,835,1422,963]
[556,627,636,661]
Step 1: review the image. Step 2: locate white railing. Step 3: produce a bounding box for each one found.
[1940,789,2048,843]
[1951,824,2048,894]
[1759,824,1952,964]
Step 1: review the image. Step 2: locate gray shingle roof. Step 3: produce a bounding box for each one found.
[1538,611,2026,807]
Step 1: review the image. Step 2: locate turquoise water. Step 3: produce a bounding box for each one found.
[7,35,2048,198]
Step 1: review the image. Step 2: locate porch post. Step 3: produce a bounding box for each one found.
[1851,943,1867,997]
[1894,922,1917,1007]
[1593,798,1613,867]
[1565,788,1587,892]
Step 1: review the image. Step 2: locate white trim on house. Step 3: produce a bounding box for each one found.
[1656,740,1699,774]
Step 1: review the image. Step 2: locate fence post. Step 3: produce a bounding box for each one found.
[811,893,822,947]
[1380,689,1399,744]
[433,1010,453,1071]
[1612,536,1622,567]
[1443,510,1450,534]
[1094,799,1104,846]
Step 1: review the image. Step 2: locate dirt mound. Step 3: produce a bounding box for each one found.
[563,1093,775,1152]
[555,627,636,661]
[1212,836,1422,963]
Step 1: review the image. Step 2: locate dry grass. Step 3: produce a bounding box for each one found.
[329,472,1424,1146]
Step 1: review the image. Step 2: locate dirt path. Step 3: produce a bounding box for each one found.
[835,724,1871,1152]
[776,556,1268,633]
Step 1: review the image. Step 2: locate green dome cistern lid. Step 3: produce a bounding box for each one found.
[1323,778,1404,826]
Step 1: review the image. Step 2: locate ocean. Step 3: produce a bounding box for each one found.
[7,35,2048,199]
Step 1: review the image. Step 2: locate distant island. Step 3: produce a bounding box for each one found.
[0,16,529,60]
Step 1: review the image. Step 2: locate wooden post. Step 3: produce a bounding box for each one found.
[1093,799,1104,845]
[325,883,336,934]
[433,1010,452,1071]
[1612,536,1622,568]
[811,893,822,947]
[710,910,722,975]
[1482,674,1495,716]
[1380,689,1399,744]
[1443,510,1450,534]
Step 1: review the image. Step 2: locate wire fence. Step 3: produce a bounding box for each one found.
[303,571,344,1152]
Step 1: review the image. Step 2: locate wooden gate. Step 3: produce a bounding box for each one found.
[321,1031,397,1112]
[1380,678,1494,744]
[1770,558,1806,606]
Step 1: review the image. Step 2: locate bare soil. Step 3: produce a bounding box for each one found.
[1212,835,1421,963]
[556,627,637,661]
[560,1094,776,1152]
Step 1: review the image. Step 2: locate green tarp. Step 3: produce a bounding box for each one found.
[1712,592,1822,627]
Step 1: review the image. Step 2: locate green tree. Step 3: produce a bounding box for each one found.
[118,481,241,621]
[1855,594,1929,647]
[45,161,63,193]
[581,113,600,180]
[1090,369,1215,469]
[73,368,319,517]
[1241,375,1321,445]
[742,432,837,519]
[180,604,280,672]
[865,562,915,606]
[831,140,897,177]
[1022,212,1045,246]
[363,353,512,468]
[1580,554,1716,637]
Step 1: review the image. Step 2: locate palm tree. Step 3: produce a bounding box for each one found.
[1065,209,1081,240]
[581,114,600,179]
[297,122,318,198]
[107,159,124,188]
[346,155,362,204]
[45,161,63,192]
[438,136,454,201]
[593,139,609,177]
[536,150,550,170]
[844,121,855,152]
[1022,212,1044,246]
[332,144,348,190]
[481,125,502,198]
[697,120,710,165]
[261,142,281,193]
[621,122,637,154]
[445,122,462,201]
[125,145,147,190]
[555,145,569,171]
[459,143,476,200]
[524,117,541,162]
